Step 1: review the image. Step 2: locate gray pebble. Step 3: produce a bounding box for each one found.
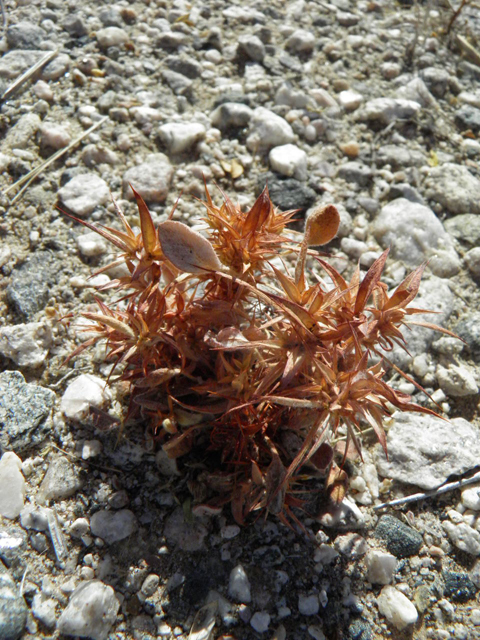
[90,509,137,544]
[36,456,82,505]
[57,580,120,640]
[238,35,265,62]
[373,198,459,275]
[444,214,480,246]
[6,22,46,49]
[5,113,41,150]
[375,414,480,491]
[0,525,27,577]
[0,562,27,640]
[455,105,480,133]
[123,153,173,202]
[0,50,45,79]
[337,161,372,187]
[0,370,55,452]
[96,27,128,49]
[210,102,253,130]
[360,98,421,126]
[424,163,480,215]
[58,173,109,217]
[454,313,480,361]
[166,54,202,79]
[61,13,88,37]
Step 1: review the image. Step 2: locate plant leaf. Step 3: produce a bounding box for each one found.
[243,185,272,235]
[383,262,426,311]
[354,248,389,315]
[130,185,158,256]
[158,220,222,273]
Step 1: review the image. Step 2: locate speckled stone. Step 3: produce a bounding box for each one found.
[0,562,27,640]
[443,571,477,602]
[0,371,55,453]
[374,515,422,558]
[6,252,58,320]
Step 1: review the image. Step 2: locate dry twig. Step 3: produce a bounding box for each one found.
[2,116,108,204]
[374,469,480,510]
[0,49,58,102]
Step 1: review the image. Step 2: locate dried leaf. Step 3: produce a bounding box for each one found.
[305,204,340,246]
[310,442,334,472]
[384,262,426,311]
[130,185,158,256]
[158,220,222,273]
[230,158,244,179]
[354,248,389,315]
[326,463,348,504]
[163,427,197,458]
[265,455,287,515]
[243,186,272,235]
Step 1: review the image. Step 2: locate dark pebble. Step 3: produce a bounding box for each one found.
[347,618,374,640]
[337,162,373,187]
[374,515,423,558]
[443,570,477,602]
[256,173,317,213]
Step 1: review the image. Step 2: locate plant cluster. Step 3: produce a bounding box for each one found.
[66,183,449,528]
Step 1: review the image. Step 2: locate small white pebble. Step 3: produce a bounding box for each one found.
[33,80,53,101]
[250,611,270,633]
[77,232,107,258]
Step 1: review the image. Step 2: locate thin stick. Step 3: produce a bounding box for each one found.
[0,0,7,37]
[374,469,480,510]
[456,34,480,67]
[1,49,58,102]
[2,116,108,203]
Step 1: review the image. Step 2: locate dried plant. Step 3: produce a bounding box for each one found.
[64,183,454,528]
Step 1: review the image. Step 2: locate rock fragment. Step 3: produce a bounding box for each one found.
[90,510,137,544]
[359,98,421,126]
[365,550,397,585]
[158,122,206,154]
[0,371,55,453]
[377,586,418,631]
[37,456,82,505]
[375,414,480,490]
[57,580,120,640]
[373,198,459,277]
[424,163,480,215]
[269,144,307,180]
[60,374,112,421]
[228,565,251,603]
[123,154,174,202]
[0,321,52,368]
[374,515,422,558]
[247,107,295,152]
[58,174,109,217]
[0,453,25,519]
[0,562,27,640]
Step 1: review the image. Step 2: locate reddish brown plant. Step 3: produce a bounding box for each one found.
[64,183,453,528]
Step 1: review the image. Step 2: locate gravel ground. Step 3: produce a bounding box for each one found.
[1,1,480,639]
